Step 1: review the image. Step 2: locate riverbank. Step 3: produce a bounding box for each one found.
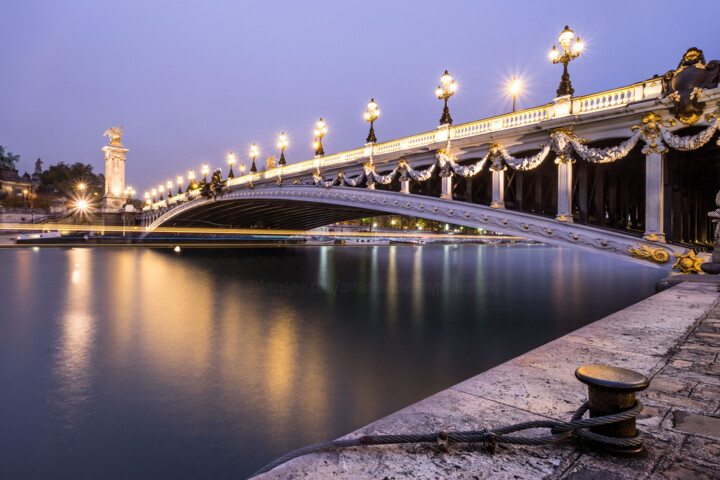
[255,281,720,479]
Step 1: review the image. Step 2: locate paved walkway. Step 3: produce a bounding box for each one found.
[255,282,720,479]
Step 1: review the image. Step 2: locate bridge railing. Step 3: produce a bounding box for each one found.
[144,78,662,212]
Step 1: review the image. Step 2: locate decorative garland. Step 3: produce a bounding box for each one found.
[436,151,489,177]
[403,160,437,181]
[570,130,642,164]
[500,145,551,170]
[305,110,720,191]
[661,116,719,150]
[364,164,398,184]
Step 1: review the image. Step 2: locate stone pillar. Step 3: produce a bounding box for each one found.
[556,161,573,222]
[440,174,452,200]
[491,169,505,208]
[644,151,665,242]
[101,127,128,213]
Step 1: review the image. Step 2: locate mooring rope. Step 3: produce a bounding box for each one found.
[249,401,644,478]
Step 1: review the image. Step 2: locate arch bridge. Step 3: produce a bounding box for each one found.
[140,57,720,272]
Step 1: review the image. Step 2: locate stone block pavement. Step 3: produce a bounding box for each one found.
[254,283,720,479]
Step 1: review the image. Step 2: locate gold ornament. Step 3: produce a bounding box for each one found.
[627,243,670,264]
[632,112,673,154]
[488,143,506,171]
[103,126,123,146]
[671,250,705,274]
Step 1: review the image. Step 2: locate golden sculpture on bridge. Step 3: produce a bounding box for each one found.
[103,126,124,146]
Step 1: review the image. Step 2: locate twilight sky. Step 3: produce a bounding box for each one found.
[2,0,719,195]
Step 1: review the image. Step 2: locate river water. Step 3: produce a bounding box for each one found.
[0,245,666,479]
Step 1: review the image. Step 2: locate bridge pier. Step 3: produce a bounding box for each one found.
[556,161,573,222]
[644,151,666,242]
[491,169,505,208]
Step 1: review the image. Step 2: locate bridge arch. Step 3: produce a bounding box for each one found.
[141,185,685,269]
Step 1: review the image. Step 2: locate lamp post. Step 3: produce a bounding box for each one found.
[250,143,258,173]
[550,25,583,97]
[278,133,288,166]
[165,181,172,198]
[227,153,236,178]
[188,170,196,190]
[510,77,520,112]
[364,98,379,143]
[436,70,456,125]
[313,118,326,156]
[151,188,157,203]
[144,192,150,205]
[158,185,164,201]
[240,164,246,176]
[177,176,183,194]
[201,163,210,181]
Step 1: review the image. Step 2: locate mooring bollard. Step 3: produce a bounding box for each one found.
[575,364,650,456]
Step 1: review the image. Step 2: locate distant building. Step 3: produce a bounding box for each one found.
[0,158,39,197]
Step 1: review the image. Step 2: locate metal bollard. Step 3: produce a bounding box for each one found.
[575,364,650,456]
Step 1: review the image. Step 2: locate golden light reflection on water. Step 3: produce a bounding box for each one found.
[411,247,424,325]
[386,247,398,326]
[54,248,95,427]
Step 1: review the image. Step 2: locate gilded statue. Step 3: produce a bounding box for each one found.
[661,48,720,125]
[103,126,124,146]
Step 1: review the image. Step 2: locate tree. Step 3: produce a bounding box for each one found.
[39,162,104,197]
[0,146,20,170]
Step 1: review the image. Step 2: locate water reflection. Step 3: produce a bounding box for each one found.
[0,245,668,480]
[53,248,95,428]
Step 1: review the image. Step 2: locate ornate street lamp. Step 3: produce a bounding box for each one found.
[313,118,326,156]
[144,192,150,206]
[188,170,196,190]
[201,163,210,181]
[278,133,288,166]
[177,176,183,194]
[550,25,583,97]
[436,70,457,125]
[124,186,135,204]
[250,143,258,173]
[364,98,379,143]
[151,188,157,202]
[227,153,236,178]
[166,180,173,198]
[240,164,246,175]
[158,185,164,201]
[510,77,520,112]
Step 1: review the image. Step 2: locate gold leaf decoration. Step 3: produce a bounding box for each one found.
[627,243,670,264]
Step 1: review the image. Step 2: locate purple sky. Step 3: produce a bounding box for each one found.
[2,0,719,195]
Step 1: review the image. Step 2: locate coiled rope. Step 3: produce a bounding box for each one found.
[250,401,644,478]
